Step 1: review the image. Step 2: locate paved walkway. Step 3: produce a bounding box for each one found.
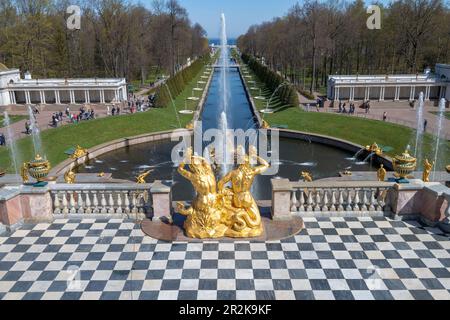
[301,101,450,140]
[0,217,449,300]
[0,104,130,142]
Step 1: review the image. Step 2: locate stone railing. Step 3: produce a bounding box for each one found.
[272,179,394,219]
[0,181,172,230]
[49,184,152,218]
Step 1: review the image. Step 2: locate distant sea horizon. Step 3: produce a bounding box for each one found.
[209,38,237,46]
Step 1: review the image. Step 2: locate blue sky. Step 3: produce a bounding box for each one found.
[136,0,300,38]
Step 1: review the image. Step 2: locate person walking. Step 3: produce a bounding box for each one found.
[383,112,387,122]
[0,133,6,146]
[424,119,428,132]
[25,121,31,134]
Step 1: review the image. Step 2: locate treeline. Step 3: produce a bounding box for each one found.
[0,0,209,82]
[154,55,212,108]
[242,53,299,107]
[237,0,450,94]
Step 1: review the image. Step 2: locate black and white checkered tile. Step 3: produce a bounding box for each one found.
[0,217,449,300]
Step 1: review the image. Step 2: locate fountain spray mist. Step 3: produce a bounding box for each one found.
[432,98,446,181]
[3,112,20,174]
[414,92,425,164]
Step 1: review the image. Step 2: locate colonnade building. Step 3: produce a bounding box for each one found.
[0,63,127,106]
[327,64,450,102]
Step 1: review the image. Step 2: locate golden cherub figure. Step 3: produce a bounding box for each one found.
[301,171,313,182]
[261,120,270,129]
[136,170,153,184]
[71,145,88,159]
[422,159,434,182]
[20,163,29,184]
[64,169,76,184]
[377,164,387,182]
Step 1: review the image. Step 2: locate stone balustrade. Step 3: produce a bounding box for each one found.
[290,181,394,215]
[272,179,394,219]
[49,184,152,218]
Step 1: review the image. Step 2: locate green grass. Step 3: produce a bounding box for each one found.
[240,62,450,168]
[0,63,211,172]
[0,115,27,128]
[430,111,450,120]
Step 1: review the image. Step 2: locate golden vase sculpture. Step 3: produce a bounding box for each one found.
[393,149,417,180]
[176,146,270,239]
[23,155,51,183]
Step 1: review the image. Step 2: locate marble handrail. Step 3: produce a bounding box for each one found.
[49,183,153,216]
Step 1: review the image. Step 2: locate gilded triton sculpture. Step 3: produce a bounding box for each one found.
[176,146,270,239]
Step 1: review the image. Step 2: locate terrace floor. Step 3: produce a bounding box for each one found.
[0,217,449,300]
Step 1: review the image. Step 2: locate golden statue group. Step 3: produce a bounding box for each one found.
[176,145,270,239]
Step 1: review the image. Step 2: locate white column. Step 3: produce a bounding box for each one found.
[84,90,89,104]
[40,91,46,104]
[55,90,61,104]
[365,87,371,101]
[100,90,105,104]
[122,86,127,101]
[25,91,31,105]
[425,86,431,101]
[350,87,355,101]
[334,87,340,102]
[409,86,416,101]
[394,87,400,101]
[379,87,385,102]
[70,90,75,104]
[9,91,16,105]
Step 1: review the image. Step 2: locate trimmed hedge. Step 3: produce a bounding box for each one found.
[241,53,299,107]
[154,56,212,108]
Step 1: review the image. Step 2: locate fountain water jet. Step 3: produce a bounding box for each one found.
[27,106,44,157]
[432,98,446,180]
[413,92,425,164]
[3,112,21,174]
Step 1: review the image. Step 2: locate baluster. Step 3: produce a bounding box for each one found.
[77,191,85,214]
[369,189,377,211]
[100,192,107,214]
[337,190,344,211]
[314,190,321,212]
[291,190,298,212]
[330,190,337,212]
[116,192,123,214]
[299,190,305,212]
[345,189,353,211]
[107,192,115,214]
[138,193,146,214]
[306,190,314,212]
[361,190,369,211]
[85,192,92,214]
[69,192,77,214]
[124,193,131,214]
[353,189,361,212]
[131,193,138,214]
[322,190,329,212]
[53,192,61,214]
[92,192,99,214]
[62,193,69,215]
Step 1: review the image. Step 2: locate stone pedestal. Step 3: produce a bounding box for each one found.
[271,179,293,221]
[386,180,425,220]
[151,181,172,221]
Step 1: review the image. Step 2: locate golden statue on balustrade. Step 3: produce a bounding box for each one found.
[136,170,153,184]
[176,145,270,239]
[301,171,313,182]
[71,145,88,159]
[422,159,434,182]
[377,164,387,182]
[64,169,76,184]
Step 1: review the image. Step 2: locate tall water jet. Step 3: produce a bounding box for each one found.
[3,112,20,174]
[219,13,231,176]
[414,92,425,164]
[432,98,446,180]
[27,106,44,157]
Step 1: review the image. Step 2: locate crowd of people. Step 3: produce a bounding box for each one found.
[337,100,371,115]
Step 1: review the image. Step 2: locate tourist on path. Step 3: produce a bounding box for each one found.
[0,133,6,146]
[383,112,387,122]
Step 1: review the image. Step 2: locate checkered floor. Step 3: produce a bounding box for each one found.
[0,217,450,300]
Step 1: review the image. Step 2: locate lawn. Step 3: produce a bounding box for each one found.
[239,62,450,166]
[0,115,27,128]
[430,111,450,120]
[0,62,212,172]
